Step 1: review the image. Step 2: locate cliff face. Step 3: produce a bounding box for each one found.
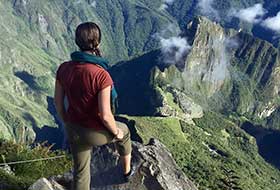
[111,51,204,125]
[112,16,280,127]
[109,17,280,189]
[152,16,280,128]
[182,17,236,96]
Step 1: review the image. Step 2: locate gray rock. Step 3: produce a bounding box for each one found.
[28,178,66,190]
[30,139,197,190]
[154,84,203,124]
[28,178,55,190]
[0,163,14,176]
[135,139,198,190]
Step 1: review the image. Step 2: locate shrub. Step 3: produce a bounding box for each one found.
[0,140,72,190]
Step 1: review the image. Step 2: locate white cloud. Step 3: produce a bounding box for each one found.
[208,38,238,82]
[197,0,220,21]
[159,0,175,10]
[90,1,96,8]
[154,24,181,38]
[160,36,191,67]
[182,36,239,92]
[159,4,168,10]
[155,24,191,68]
[262,12,280,33]
[164,0,175,4]
[230,3,267,23]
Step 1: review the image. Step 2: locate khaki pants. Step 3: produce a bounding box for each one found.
[65,121,132,190]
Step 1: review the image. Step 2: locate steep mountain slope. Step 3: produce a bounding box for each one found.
[1,1,280,189]
[10,0,176,62]
[123,113,280,190]
[110,16,280,189]
[155,16,280,128]
[112,16,280,129]
[0,0,177,142]
[1,0,280,142]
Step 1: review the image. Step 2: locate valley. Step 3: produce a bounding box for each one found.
[1,0,280,189]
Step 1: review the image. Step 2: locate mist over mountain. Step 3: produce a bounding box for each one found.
[1,0,280,190]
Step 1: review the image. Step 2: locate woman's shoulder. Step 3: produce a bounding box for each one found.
[57,61,72,71]
[56,61,70,73]
[82,63,108,74]
[57,61,109,76]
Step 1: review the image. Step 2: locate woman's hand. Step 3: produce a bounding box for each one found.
[115,128,124,140]
[98,86,123,140]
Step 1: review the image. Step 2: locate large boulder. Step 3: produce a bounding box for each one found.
[28,178,65,190]
[31,139,198,190]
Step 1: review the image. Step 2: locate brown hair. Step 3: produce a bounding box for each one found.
[75,22,102,56]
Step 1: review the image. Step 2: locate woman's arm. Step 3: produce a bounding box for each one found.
[98,86,123,139]
[54,80,67,123]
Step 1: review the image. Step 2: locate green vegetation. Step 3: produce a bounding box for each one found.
[110,14,280,188]
[127,112,280,190]
[0,0,182,139]
[0,140,72,190]
[127,116,185,144]
[151,16,280,130]
[0,0,179,141]
[218,167,242,190]
[1,0,279,140]
[1,0,280,189]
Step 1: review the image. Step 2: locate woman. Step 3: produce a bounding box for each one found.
[54,22,132,190]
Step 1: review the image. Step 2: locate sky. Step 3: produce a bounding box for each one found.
[197,0,280,33]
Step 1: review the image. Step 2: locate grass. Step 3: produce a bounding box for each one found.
[127,116,185,144]
[126,112,280,190]
[0,140,72,190]
[0,0,178,142]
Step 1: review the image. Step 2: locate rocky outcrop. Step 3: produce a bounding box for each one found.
[153,16,280,127]
[28,178,65,190]
[111,50,204,124]
[182,17,237,96]
[154,84,203,124]
[109,15,280,130]
[30,139,198,190]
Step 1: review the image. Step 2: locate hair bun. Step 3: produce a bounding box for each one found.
[75,22,102,54]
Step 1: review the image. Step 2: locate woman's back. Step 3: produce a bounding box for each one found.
[56,61,113,130]
[54,22,132,190]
